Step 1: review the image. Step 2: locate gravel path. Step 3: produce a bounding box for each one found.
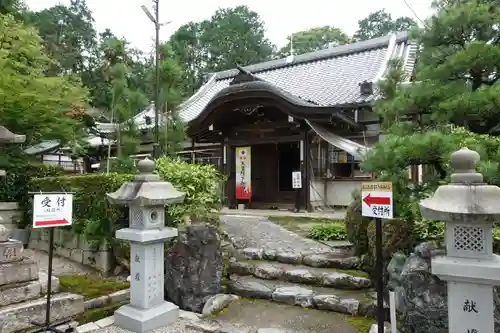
[92,319,198,333]
[23,249,97,276]
[220,215,332,253]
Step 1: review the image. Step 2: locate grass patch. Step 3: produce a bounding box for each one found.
[346,316,376,333]
[308,222,346,241]
[76,302,124,325]
[58,275,129,300]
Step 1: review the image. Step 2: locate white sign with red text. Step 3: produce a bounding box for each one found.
[33,194,73,228]
[361,182,393,219]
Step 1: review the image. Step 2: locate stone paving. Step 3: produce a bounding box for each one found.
[220,215,333,253]
[83,299,359,333]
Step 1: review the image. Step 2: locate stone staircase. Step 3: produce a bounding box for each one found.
[227,245,385,317]
[0,236,84,333]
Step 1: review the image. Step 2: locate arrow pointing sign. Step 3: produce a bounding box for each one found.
[33,194,73,229]
[361,182,393,219]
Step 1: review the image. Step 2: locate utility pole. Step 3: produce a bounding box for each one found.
[153,0,160,159]
[142,0,169,159]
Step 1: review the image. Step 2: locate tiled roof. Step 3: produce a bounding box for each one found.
[179,31,417,123]
[94,105,157,133]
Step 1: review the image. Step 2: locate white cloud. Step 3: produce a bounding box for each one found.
[25,0,435,54]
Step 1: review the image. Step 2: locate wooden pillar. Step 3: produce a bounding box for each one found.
[304,129,311,212]
[226,145,235,209]
[324,140,329,207]
[220,136,226,205]
[298,122,311,212]
[191,139,195,163]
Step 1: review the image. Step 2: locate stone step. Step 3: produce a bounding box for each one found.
[229,259,371,290]
[0,292,84,333]
[237,248,359,269]
[0,273,59,307]
[228,275,386,317]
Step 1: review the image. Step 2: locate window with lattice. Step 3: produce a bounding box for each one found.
[453,225,485,253]
[131,207,144,227]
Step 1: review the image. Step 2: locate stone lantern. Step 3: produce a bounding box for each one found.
[420,147,500,333]
[107,157,185,333]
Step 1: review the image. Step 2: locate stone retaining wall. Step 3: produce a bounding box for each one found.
[0,202,20,230]
[29,228,114,274]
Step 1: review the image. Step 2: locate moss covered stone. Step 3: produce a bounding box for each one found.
[77,302,124,325]
[58,275,129,300]
[346,316,376,333]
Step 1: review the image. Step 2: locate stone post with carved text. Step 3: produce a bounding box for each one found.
[107,157,185,333]
[420,147,500,333]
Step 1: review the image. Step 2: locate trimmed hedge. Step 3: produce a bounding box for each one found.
[29,157,224,244]
[2,163,64,228]
[30,173,133,243]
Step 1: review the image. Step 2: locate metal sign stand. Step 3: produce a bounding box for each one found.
[29,191,75,333]
[360,182,393,333]
[375,216,384,333]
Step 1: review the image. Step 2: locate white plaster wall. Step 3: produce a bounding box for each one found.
[310,179,364,207]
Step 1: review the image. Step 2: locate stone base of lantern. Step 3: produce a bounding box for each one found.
[114,301,179,333]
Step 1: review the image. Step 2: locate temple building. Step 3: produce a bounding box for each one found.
[177,31,417,210]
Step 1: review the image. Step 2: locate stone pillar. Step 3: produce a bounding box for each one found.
[420,147,500,333]
[107,157,185,333]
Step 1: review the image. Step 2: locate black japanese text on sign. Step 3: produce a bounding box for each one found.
[33,194,73,228]
[360,182,393,219]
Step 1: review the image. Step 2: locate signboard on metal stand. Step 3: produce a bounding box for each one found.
[361,182,393,333]
[30,192,74,333]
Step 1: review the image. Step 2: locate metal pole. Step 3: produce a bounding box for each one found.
[375,217,385,333]
[45,227,54,324]
[152,0,161,159]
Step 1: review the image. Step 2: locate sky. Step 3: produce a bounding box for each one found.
[25,0,435,54]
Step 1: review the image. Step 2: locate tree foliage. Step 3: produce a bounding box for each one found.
[277,26,350,57]
[25,0,97,76]
[168,5,275,93]
[362,0,500,221]
[353,9,417,41]
[0,14,88,145]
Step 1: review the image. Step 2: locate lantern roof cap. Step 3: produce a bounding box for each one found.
[107,157,185,206]
[420,147,500,222]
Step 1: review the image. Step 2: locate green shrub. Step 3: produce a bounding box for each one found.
[30,173,133,243]
[413,220,445,242]
[308,222,346,241]
[492,227,500,254]
[345,192,372,256]
[2,163,64,228]
[155,156,225,225]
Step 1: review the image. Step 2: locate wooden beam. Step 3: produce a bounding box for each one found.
[227,135,302,146]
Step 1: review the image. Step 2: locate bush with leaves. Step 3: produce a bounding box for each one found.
[155,156,225,225]
[308,221,346,241]
[1,162,64,228]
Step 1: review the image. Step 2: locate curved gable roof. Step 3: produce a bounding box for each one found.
[179,31,417,123]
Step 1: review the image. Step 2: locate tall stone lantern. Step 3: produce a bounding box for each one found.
[0,126,25,240]
[420,147,500,333]
[107,157,185,333]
